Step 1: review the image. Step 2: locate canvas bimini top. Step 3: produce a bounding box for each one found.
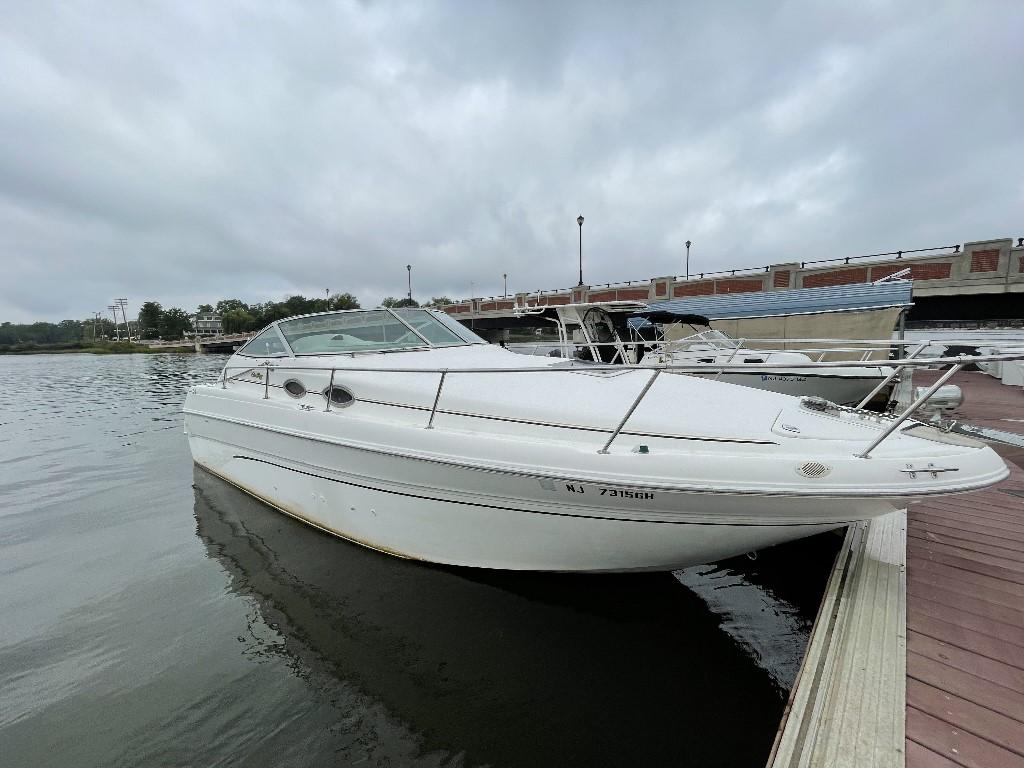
[644,279,914,321]
[237,308,488,357]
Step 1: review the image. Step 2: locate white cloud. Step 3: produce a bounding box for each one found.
[0,0,1022,321]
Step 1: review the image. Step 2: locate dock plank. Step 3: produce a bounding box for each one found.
[906,739,963,768]
[908,653,1024,724]
[909,594,1024,645]
[907,679,1024,757]
[768,513,906,768]
[907,376,1024,768]
[908,631,1024,692]
[911,518,1024,548]
[909,679,1024,757]
[908,528,1024,563]
[912,508,1024,538]
[907,580,1024,626]
[913,499,1024,524]
[908,559,1024,599]
[908,611,1024,665]
[907,707,1024,768]
[907,541,1024,584]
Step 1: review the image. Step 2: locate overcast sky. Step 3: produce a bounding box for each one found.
[2,1,1022,322]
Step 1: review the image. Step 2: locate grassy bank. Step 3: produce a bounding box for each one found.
[0,341,195,355]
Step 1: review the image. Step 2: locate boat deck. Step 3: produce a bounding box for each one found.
[769,370,1024,768]
[906,371,1024,767]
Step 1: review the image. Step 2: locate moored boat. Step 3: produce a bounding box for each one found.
[183,307,1008,572]
[522,301,897,407]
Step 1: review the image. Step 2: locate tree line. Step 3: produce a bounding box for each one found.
[137,293,452,337]
[1,293,455,349]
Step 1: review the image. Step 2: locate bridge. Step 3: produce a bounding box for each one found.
[193,332,254,353]
[443,235,1024,332]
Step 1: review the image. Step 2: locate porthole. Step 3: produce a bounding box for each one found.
[322,385,355,407]
[283,379,306,398]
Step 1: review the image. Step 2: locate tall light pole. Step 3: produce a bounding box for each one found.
[685,240,692,281]
[406,264,412,301]
[503,273,508,298]
[576,215,585,286]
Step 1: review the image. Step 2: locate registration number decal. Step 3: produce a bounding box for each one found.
[564,483,655,500]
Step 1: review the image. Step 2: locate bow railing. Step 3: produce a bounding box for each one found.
[210,342,1024,458]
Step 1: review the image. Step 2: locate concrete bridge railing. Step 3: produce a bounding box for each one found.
[443,236,1024,321]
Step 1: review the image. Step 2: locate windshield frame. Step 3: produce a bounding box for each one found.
[241,308,486,358]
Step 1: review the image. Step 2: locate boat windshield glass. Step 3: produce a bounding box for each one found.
[238,326,289,357]
[667,328,738,351]
[392,309,483,346]
[421,309,488,344]
[277,310,465,355]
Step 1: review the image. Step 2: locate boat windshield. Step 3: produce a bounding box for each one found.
[665,329,739,351]
[392,308,486,346]
[275,309,472,355]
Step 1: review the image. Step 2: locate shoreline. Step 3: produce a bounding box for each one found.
[0,343,195,356]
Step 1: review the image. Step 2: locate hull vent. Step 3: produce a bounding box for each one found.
[797,461,832,478]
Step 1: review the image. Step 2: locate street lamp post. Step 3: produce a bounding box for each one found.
[406,265,412,301]
[685,240,692,281]
[503,273,507,298]
[577,215,585,286]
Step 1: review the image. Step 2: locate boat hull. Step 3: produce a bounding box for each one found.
[689,370,889,406]
[186,417,882,572]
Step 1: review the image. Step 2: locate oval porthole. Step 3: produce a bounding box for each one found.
[283,379,306,398]
[323,385,355,407]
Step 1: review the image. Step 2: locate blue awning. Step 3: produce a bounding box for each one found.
[645,279,913,320]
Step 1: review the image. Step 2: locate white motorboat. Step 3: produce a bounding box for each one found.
[526,302,896,407]
[639,313,896,407]
[183,308,1008,572]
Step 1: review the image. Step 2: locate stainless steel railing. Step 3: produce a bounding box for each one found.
[213,347,1024,457]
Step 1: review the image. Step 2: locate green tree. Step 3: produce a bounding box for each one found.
[197,303,214,313]
[429,296,453,306]
[328,292,360,310]
[222,308,257,334]
[57,319,83,340]
[381,297,419,308]
[216,298,249,315]
[138,301,163,339]
[158,307,193,339]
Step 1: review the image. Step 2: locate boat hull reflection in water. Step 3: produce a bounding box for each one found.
[192,466,807,767]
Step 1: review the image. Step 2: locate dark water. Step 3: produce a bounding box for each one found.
[0,353,839,767]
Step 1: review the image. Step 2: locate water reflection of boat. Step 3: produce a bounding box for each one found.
[192,466,796,767]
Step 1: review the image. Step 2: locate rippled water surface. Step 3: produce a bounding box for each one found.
[0,353,838,767]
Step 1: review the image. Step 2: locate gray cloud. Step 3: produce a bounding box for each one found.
[1,0,1022,321]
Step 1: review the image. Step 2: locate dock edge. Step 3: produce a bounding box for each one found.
[767,510,908,768]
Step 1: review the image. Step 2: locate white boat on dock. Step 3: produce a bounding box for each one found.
[522,302,897,407]
[183,307,1011,572]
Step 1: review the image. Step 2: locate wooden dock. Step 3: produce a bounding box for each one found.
[770,371,1024,768]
